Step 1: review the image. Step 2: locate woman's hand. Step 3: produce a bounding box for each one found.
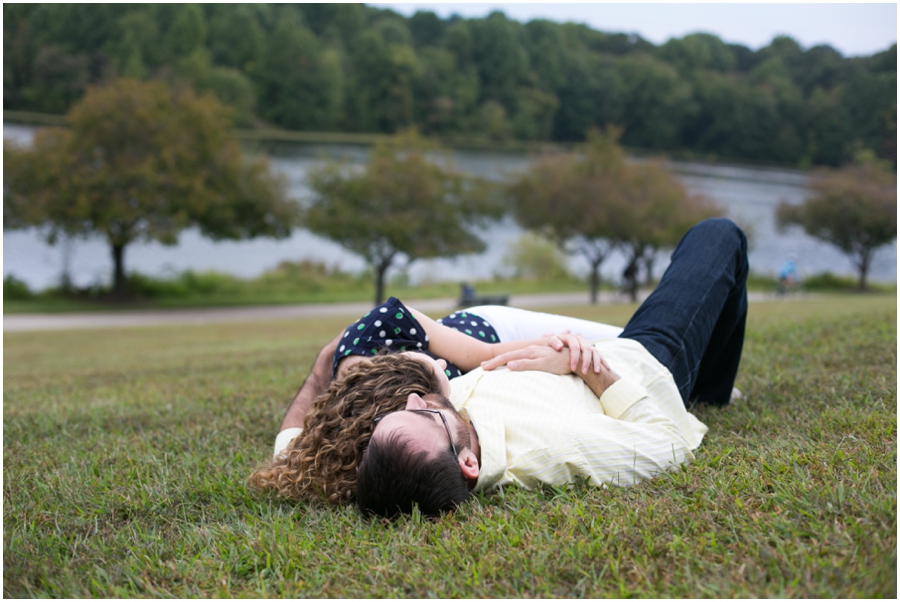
[481,343,608,376]
[540,331,609,374]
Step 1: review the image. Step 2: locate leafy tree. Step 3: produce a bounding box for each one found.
[108,10,161,79]
[3,79,297,297]
[254,10,344,131]
[510,129,718,302]
[803,86,851,166]
[162,3,207,61]
[297,3,367,45]
[409,10,446,49]
[509,129,628,303]
[610,160,720,300]
[552,51,622,141]
[524,19,566,92]
[776,155,897,290]
[658,33,736,74]
[511,86,559,141]
[347,24,419,132]
[305,131,501,304]
[207,4,264,73]
[748,56,805,162]
[414,47,463,133]
[616,54,694,150]
[470,12,527,108]
[27,45,91,113]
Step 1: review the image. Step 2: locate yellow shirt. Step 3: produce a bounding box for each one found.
[449,338,708,492]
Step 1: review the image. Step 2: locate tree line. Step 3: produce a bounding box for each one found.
[6,80,894,303]
[4,3,896,168]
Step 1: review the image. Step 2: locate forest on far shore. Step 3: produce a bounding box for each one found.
[3,3,896,168]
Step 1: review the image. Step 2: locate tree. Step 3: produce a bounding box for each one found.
[304,131,501,304]
[255,10,343,131]
[509,129,628,304]
[615,54,694,151]
[509,129,719,303]
[347,23,419,132]
[4,79,298,297]
[776,156,897,290]
[610,160,720,301]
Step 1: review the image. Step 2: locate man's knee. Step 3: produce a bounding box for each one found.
[690,218,747,256]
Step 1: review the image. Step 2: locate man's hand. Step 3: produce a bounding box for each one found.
[481,344,605,376]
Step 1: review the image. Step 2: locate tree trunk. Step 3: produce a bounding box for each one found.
[589,259,602,305]
[857,247,872,291]
[59,234,74,294]
[624,255,640,302]
[111,242,127,299]
[643,253,656,287]
[374,257,392,305]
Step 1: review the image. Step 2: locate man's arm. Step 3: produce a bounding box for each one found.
[480,345,700,486]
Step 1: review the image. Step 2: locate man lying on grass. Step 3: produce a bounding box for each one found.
[356,218,749,518]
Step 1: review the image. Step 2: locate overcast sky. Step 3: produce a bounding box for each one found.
[370,2,897,57]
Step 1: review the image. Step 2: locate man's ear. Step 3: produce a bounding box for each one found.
[405,393,427,410]
[459,450,479,485]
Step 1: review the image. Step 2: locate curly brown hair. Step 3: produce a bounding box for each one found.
[249,353,441,505]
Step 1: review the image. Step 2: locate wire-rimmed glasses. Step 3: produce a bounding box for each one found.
[373,408,458,457]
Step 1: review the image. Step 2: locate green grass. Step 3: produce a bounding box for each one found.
[2,267,601,315]
[4,295,896,597]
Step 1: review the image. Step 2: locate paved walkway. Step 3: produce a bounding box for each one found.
[4,290,787,332]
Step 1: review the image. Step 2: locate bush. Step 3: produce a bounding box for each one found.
[126,270,244,298]
[802,272,863,292]
[257,260,363,293]
[3,275,32,300]
[502,233,573,281]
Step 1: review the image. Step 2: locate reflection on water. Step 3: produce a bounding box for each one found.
[3,124,896,291]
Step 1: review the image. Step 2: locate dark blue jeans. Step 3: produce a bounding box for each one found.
[620,218,749,407]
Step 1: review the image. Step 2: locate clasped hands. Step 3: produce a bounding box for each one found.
[481,331,611,376]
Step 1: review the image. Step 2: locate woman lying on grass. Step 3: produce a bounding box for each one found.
[250,353,442,504]
[249,297,621,504]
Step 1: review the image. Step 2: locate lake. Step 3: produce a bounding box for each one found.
[3,123,896,291]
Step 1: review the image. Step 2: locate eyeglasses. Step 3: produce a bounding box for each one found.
[373,409,458,458]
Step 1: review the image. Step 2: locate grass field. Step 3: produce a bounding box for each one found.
[3,294,896,597]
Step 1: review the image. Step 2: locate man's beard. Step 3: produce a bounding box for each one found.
[424,393,471,451]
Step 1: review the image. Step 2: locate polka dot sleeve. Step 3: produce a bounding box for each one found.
[331,297,501,379]
[332,297,431,376]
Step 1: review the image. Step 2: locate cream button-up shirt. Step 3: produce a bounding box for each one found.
[449,338,708,492]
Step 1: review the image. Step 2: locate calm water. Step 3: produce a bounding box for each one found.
[3,123,896,291]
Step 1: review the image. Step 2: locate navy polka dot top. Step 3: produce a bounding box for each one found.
[332,296,500,379]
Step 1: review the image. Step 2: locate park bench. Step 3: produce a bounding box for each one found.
[458,284,509,307]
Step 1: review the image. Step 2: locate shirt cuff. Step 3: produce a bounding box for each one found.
[598,378,648,419]
[273,427,304,459]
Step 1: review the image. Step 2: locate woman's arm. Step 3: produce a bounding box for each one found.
[408,307,601,374]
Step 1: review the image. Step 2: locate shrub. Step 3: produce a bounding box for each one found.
[502,232,573,281]
[3,275,32,300]
[126,270,243,298]
[803,272,863,292]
